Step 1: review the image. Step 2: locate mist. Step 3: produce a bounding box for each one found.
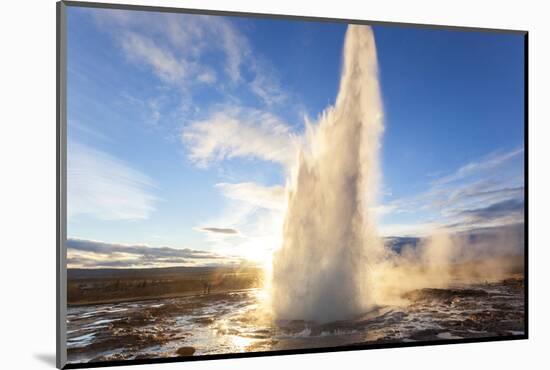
[371,224,524,306]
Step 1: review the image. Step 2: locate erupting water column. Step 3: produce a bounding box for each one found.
[271,25,385,323]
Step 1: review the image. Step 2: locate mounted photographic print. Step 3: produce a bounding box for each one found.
[56,1,527,368]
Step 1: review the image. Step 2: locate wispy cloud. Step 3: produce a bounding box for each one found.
[67,238,244,268]
[216,182,286,211]
[197,227,239,235]
[182,107,298,167]
[120,92,168,126]
[436,184,524,208]
[451,198,524,229]
[249,58,288,106]
[119,31,187,83]
[432,147,524,186]
[68,142,158,221]
[380,147,524,235]
[68,120,112,142]
[89,8,288,107]
[94,10,247,83]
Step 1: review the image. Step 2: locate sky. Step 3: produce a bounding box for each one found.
[65,6,525,269]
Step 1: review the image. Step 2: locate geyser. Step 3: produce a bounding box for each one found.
[271,25,384,323]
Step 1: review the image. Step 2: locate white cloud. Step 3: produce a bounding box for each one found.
[68,142,157,221]
[207,17,249,82]
[197,69,217,84]
[119,31,187,83]
[89,8,292,108]
[216,182,286,211]
[182,107,298,167]
[250,73,286,106]
[433,147,524,186]
[249,59,287,106]
[371,204,398,216]
[92,10,250,88]
[160,13,250,82]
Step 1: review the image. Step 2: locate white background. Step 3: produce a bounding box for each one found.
[1,0,548,368]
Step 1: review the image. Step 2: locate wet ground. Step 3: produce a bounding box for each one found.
[66,278,524,364]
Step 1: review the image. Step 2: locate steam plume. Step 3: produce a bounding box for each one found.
[271,25,384,322]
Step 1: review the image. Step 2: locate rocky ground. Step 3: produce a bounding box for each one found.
[66,277,525,365]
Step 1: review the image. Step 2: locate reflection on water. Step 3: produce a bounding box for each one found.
[67,279,524,364]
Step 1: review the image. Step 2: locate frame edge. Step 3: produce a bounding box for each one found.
[62,0,527,35]
[57,1,68,369]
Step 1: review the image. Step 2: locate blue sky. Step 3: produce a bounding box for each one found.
[65,7,524,268]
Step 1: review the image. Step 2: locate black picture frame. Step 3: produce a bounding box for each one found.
[56,1,528,369]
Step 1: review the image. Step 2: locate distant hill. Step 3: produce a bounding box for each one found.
[383,236,420,253]
[67,265,260,281]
